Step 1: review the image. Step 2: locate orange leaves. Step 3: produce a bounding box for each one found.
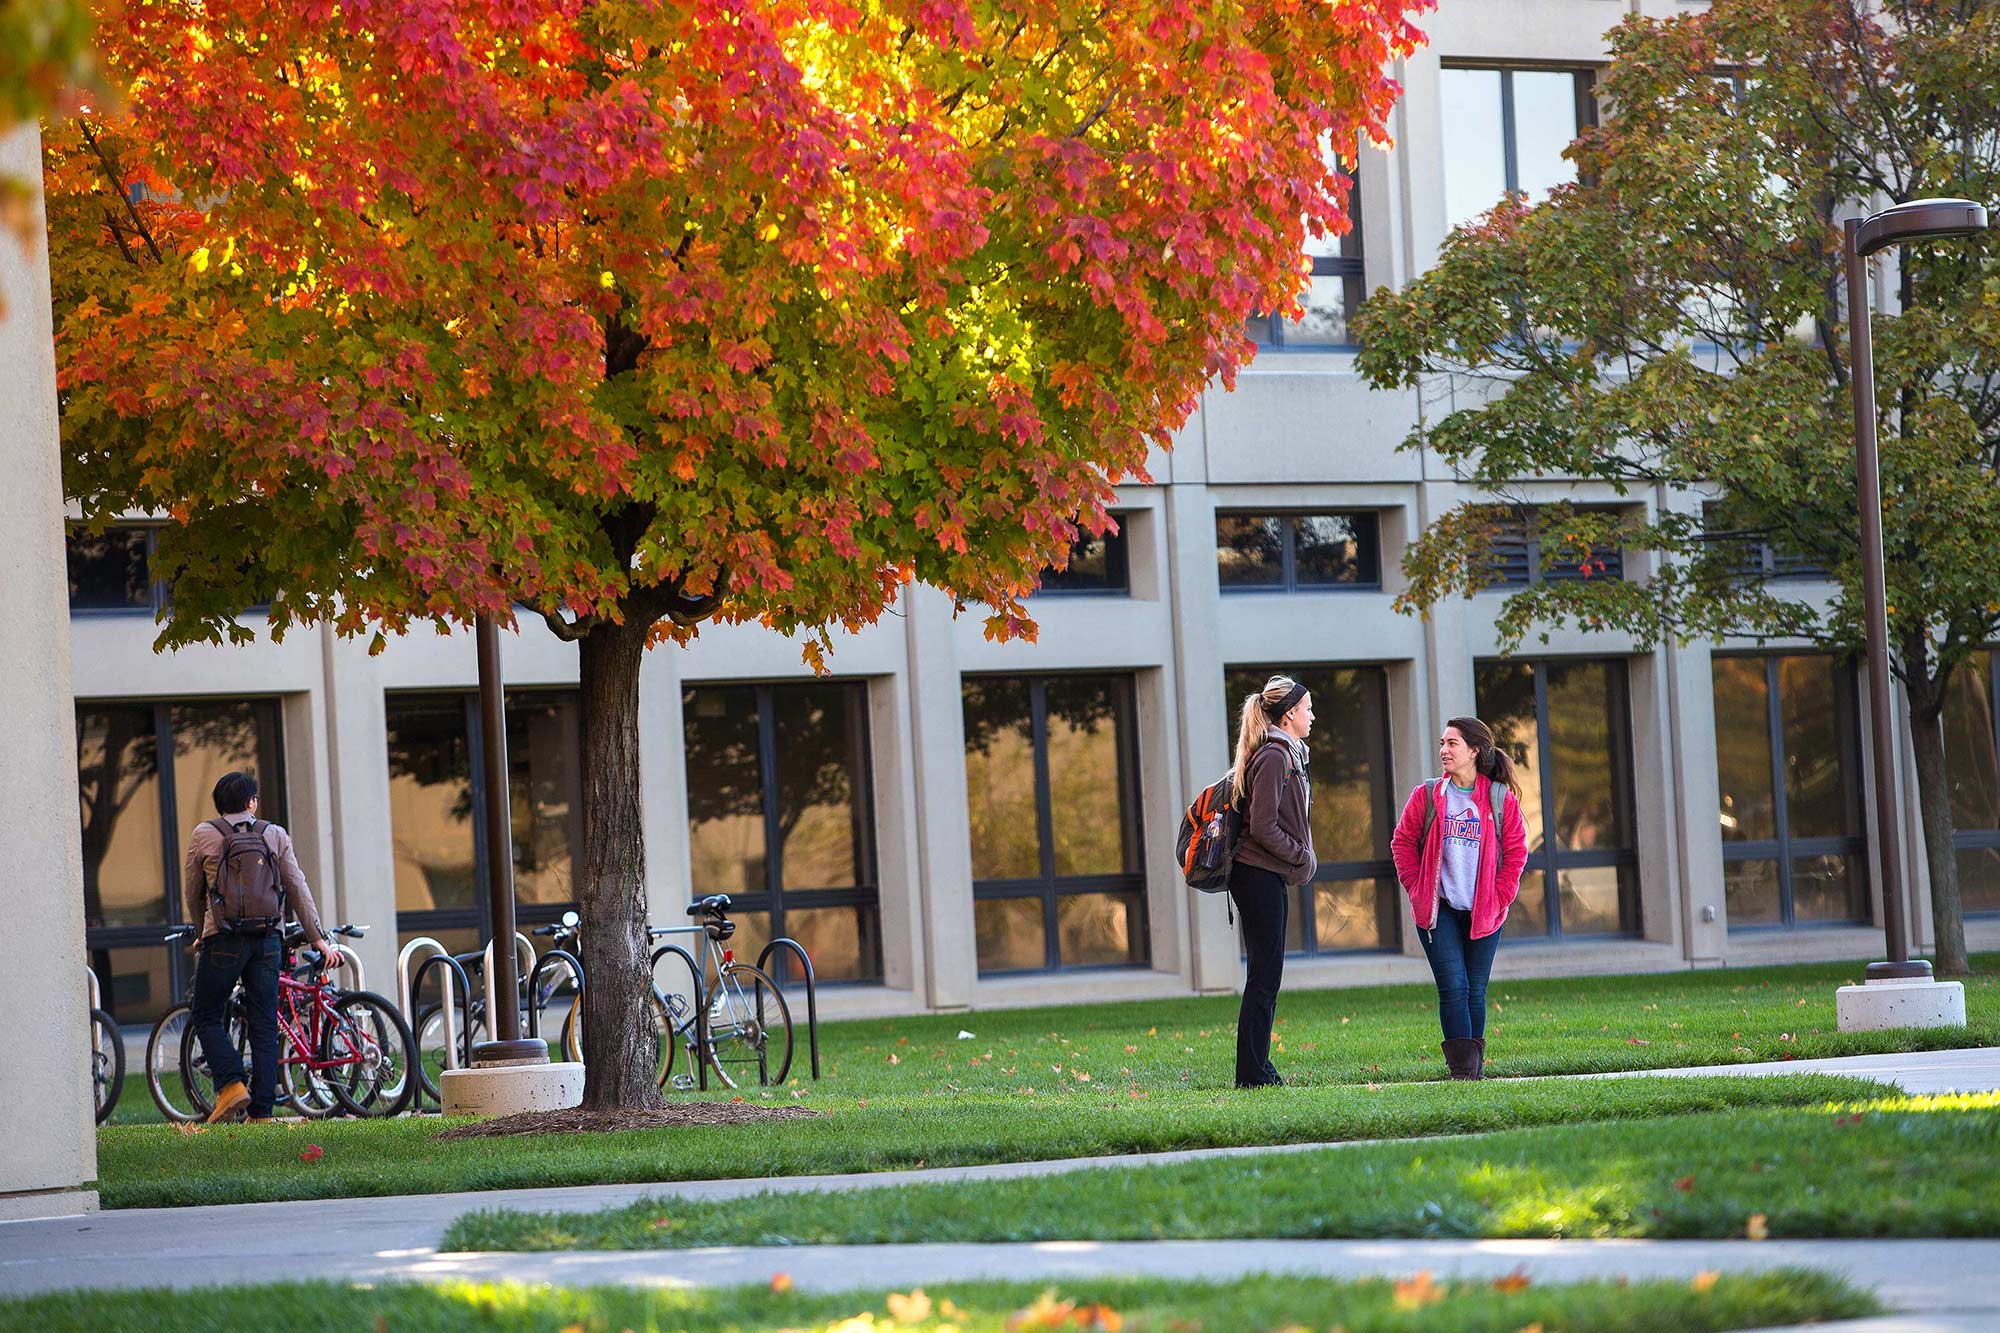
[299,1143,323,1163]
[1491,1266,1533,1294]
[1005,1290,1122,1330]
[1673,1174,1697,1193]
[1746,1213,1770,1241]
[1691,1270,1720,1293]
[770,1272,793,1292]
[1392,1271,1444,1310]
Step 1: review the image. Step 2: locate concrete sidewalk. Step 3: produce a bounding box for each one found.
[1575,1045,2000,1097]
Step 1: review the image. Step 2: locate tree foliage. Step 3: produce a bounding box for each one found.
[1355,0,2000,974]
[49,0,1427,1101]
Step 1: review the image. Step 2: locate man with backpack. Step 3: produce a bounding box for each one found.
[182,770,340,1123]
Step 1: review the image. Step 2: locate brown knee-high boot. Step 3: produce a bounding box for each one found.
[1441,1037,1483,1080]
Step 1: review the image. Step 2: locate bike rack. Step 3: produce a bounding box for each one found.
[648,941,707,1091]
[479,931,536,1034]
[398,938,471,1107]
[330,941,366,993]
[526,948,585,1043]
[86,965,101,1012]
[757,938,821,1081]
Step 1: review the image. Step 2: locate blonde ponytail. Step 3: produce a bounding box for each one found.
[1232,673,1301,796]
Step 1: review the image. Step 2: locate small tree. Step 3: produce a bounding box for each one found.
[1355,0,2000,976]
[51,0,1426,1103]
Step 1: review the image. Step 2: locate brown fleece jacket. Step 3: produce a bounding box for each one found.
[1234,738,1316,886]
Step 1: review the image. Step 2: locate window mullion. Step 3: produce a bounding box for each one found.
[1766,656,1795,925]
[1029,680,1059,969]
[756,687,785,940]
[1500,70,1521,196]
[1532,663,1559,936]
[463,693,494,945]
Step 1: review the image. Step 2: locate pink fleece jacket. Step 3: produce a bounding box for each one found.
[1388,775,1529,940]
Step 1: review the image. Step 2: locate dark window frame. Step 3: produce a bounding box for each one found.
[1480,505,1626,590]
[386,688,582,952]
[967,673,1149,975]
[1714,653,1870,931]
[1438,62,1599,201]
[1035,515,1132,597]
[81,698,289,1024]
[67,524,166,618]
[1248,172,1365,351]
[1224,663,1401,958]
[1475,656,1642,940]
[1215,509,1383,593]
[1948,649,2000,917]
[1700,501,1829,582]
[681,680,883,984]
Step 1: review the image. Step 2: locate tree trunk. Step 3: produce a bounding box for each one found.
[575,615,665,1110]
[1906,684,1970,978]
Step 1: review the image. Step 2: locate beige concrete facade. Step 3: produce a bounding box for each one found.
[65,0,2000,1044]
[1,123,98,1220]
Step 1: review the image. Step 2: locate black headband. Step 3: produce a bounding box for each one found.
[1263,682,1307,722]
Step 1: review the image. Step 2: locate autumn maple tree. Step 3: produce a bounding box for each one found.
[1356,0,2000,974]
[49,0,1426,1105]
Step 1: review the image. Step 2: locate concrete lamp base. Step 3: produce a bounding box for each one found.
[439,1061,585,1118]
[1836,976,1967,1033]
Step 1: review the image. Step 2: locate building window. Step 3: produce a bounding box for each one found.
[964,674,1147,973]
[67,525,162,615]
[683,682,882,982]
[1216,511,1381,591]
[1248,173,1364,349]
[1480,506,1625,589]
[78,699,287,1025]
[1474,658,1640,937]
[1440,65,1596,232]
[1700,502,1827,581]
[1942,650,2000,915]
[1712,655,1869,927]
[1037,517,1130,595]
[386,690,582,960]
[1223,665,1399,954]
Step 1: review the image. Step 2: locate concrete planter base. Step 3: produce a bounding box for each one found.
[1836,977,1967,1033]
[439,1062,585,1118]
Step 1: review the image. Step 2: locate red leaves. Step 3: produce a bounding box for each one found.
[299,1143,324,1163]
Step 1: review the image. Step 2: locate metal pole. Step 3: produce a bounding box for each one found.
[474,612,549,1061]
[1844,221,1927,981]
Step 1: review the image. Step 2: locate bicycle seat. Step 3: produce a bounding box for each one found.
[687,894,732,917]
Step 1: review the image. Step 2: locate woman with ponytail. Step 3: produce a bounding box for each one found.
[1388,716,1528,1081]
[1226,674,1316,1088]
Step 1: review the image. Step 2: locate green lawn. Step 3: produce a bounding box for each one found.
[96,1072,1881,1209]
[0,1272,1881,1333]
[446,1091,2000,1250]
[96,954,1998,1207]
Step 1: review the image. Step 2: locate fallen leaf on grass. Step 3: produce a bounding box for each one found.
[887,1288,932,1322]
[1673,1174,1696,1193]
[768,1271,791,1292]
[1691,1270,1719,1293]
[300,1144,324,1164]
[648,1216,675,1231]
[1491,1266,1532,1293]
[1393,1271,1443,1309]
[1747,1213,1769,1241]
[1626,1037,1650,1046]
[887,1054,901,1065]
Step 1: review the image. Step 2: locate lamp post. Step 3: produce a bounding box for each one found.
[471,611,547,1064]
[1839,198,1986,1014]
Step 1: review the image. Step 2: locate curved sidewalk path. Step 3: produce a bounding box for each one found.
[2,1045,1996,1323]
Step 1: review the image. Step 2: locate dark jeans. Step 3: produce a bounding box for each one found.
[191,931,282,1116]
[1228,862,1288,1087]
[1419,903,1501,1041]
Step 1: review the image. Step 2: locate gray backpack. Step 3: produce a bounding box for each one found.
[207,819,285,934]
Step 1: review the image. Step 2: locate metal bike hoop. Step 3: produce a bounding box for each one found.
[406,947,475,1081]
[330,942,367,994]
[526,948,585,1041]
[756,938,820,1081]
[86,964,101,1012]
[648,942,706,1092]
[479,932,536,1032]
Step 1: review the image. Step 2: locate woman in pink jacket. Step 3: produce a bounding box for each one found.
[1388,716,1529,1081]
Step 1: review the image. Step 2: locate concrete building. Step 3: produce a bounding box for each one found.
[70,0,2000,1045]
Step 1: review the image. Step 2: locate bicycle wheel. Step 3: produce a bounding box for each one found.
[91,1008,126,1125]
[177,1003,253,1119]
[705,962,792,1089]
[556,992,672,1085]
[323,990,416,1118]
[147,1004,202,1122]
[650,945,702,1090]
[414,1001,486,1105]
[530,964,581,1057]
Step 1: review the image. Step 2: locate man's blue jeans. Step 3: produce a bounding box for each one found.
[190,931,282,1116]
[1418,904,1501,1041]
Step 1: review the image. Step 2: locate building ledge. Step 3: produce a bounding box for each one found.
[969,967,1196,1014]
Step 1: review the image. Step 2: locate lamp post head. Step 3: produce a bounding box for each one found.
[1852,197,1989,257]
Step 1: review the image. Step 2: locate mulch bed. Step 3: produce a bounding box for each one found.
[436,1102,821,1140]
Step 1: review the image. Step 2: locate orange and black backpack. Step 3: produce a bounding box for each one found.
[1177,772,1245,893]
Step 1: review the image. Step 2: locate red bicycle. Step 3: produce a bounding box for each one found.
[174,924,416,1119]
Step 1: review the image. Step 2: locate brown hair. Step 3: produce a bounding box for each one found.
[1445,715,1520,797]
[1233,674,1304,795]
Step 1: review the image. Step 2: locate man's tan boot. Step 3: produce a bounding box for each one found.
[205,1081,250,1123]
